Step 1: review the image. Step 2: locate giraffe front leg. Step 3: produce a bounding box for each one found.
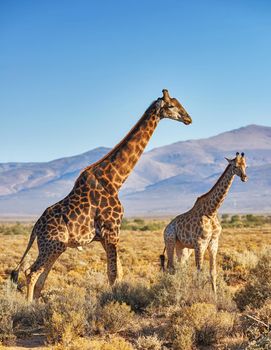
[105,241,118,285]
[194,245,204,272]
[34,250,65,299]
[194,242,208,290]
[208,239,218,297]
[100,237,123,283]
[26,253,48,303]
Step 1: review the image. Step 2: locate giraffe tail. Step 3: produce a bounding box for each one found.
[160,246,166,272]
[10,223,37,285]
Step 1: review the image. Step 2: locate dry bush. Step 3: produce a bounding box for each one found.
[12,301,46,337]
[165,302,235,350]
[100,281,153,312]
[0,282,45,345]
[246,336,271,350]
[150,264,235,312]
[221,250,259,285]
[88,336,135,350]
[52,336,135,350]
[96,301,135,334]
[44,285,93,346]
[135,334,162,350]
[0,290,16,345]
[240,299,271,344]
[235,249,271,310]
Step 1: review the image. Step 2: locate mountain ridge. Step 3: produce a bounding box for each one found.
[1,124,271,216]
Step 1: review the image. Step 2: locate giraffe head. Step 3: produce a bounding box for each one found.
[156,89,192,125]
[226,152,248,182]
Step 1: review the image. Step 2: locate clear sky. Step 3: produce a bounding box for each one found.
[1,0,271,162]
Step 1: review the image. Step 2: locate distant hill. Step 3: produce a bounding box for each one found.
[0,125,271,217]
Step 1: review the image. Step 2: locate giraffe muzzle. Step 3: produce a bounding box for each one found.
[182,115,192,125]
[241,175,248,182]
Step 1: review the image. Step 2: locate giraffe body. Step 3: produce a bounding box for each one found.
[162,153,248,295]
[11,89,192,302]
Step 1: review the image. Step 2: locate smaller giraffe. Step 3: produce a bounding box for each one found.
[160,152,248,295]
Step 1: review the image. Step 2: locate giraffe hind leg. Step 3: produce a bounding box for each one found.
[166,241,176,274]
[175,241,193,265]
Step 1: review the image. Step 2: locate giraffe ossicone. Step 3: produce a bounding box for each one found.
[161,152,248,295]
[11,89,192,302]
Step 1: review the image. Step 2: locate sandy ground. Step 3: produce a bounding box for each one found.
[1,335,46,350]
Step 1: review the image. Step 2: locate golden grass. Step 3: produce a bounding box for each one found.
[0,217,270,349]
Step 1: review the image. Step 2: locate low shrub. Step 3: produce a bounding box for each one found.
[100,281,153,312]
[96,301,134,334]
[235,249,271,310]
[0,295,16,345]
[0,282,45,344]
[135,334,162,350]
[165,302,234,350]
[240,299,271,344]
[44,286,90,346]
[221,250,258,286]
[150,264,235,312]
[52,336,135,350]
[246,335,271,350]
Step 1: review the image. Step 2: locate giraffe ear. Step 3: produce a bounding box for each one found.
[162,89,171,103]
[225,157,231,163]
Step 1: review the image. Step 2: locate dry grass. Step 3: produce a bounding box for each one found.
[0,216,270,349]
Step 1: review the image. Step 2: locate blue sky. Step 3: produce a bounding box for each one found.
[1,0,271,162]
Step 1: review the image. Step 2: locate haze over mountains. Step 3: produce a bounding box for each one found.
[1,124,271,217]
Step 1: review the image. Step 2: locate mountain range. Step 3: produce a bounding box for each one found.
[1,124,271,217]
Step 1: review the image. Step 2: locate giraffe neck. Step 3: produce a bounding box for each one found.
[196,165,235,215]
[89,100,160,192]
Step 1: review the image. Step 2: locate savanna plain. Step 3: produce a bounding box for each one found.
[0,215,270,350]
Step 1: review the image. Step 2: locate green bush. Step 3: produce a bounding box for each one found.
[120,218,164,231]
[0,223,32,235]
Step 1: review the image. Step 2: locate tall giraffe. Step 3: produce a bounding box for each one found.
[161,152,248,295]
[11,89,192,302]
